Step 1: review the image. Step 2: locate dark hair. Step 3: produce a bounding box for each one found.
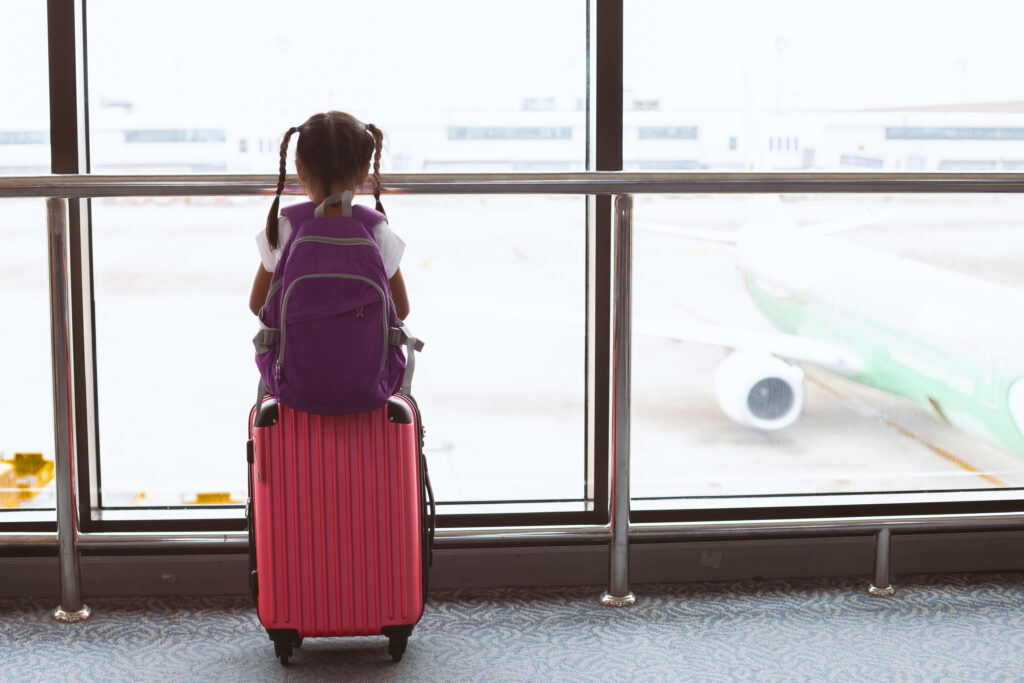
[265,111,385,249]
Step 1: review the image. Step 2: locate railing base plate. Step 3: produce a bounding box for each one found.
[868,584,896,597]
[600,591,637,607]
[53,604,92,623]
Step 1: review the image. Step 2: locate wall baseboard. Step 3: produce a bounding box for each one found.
[3,531,1023,599]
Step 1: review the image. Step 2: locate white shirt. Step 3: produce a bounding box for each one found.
[255,211,406,278]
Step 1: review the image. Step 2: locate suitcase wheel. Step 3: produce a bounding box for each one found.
[274,640,293,666]
[388,634,408,662]
[294,637,303,649]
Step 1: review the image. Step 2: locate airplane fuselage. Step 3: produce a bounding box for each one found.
[740,230,1024,457]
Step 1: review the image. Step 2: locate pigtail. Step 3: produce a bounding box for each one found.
[367,123,385,214]
[265,126,298,250]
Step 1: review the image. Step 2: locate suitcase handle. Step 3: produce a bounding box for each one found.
[423,454,436,567]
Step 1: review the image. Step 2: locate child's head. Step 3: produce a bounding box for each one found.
[265,111,385,249]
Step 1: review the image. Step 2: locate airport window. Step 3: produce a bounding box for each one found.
[86,0,584,174]
[630,193,1024,510]
[840,154,884,169]
[0,131,50,145]
[632,159,702,170]
[523,97,556,111]
[12,0,1024,530]
[0,201,57,512]
[622,1,1024,520]
[77,0,587,516]
[123,129,227,144]
[0,3,50,174]
[632,99,660,111]
[937,160,1000,171]
[637,126,698,140]
[87,194,586,508]
[0,3,55,515]
[886,127,1024,141]
[625,2,1024,172]
[447,126,573,140]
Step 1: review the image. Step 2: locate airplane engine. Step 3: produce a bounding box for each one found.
[714,351,805,430]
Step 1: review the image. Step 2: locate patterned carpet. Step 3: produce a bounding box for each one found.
[2,573,1024,682]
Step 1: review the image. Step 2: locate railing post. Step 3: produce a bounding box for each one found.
[47,198,90,623]
[602,194,636,607]
[868,527,896,597]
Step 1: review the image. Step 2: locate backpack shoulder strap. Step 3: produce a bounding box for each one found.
[352,203,386,230]
[280,200,316,229]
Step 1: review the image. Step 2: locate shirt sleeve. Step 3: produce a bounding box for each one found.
[372,218,406,279]
[254,215,292,272]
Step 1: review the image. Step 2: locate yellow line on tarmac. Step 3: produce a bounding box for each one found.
[805,373,1006,488]
[672,302,714,324]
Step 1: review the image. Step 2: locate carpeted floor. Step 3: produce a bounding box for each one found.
[2,573,1023,682]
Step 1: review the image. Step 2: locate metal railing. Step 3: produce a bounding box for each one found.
[7,171,1024,198]
[4,171,1024,619]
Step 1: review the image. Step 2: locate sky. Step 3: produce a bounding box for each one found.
[3,1,1024,131]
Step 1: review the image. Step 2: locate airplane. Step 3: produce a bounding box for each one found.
[643,200,1024,459]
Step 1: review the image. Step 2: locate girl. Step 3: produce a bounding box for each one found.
[249,111,409,319]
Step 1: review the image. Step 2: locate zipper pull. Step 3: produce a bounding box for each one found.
[356,306,365,319]
[275,359,283,382]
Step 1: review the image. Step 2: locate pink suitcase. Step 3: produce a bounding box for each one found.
[246,394,434,664]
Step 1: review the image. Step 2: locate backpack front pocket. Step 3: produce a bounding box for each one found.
[277,274,390,410]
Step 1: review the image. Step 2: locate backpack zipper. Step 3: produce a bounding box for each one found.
[264,237,377,311]
[291,236,380,251]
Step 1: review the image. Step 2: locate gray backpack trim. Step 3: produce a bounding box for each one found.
[390,325,425,395]
[314,190,354,217]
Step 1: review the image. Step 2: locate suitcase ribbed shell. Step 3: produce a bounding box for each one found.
[252,398,423,636]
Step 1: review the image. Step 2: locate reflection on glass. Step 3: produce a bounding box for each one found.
[625,1,1024,171]
[396,196,585,502]
[1,200,57,510]
[84,0,588,507]
[92,196,585,505]
[86,0,585,173]
[630,194,1024,502]
[2,7,56,511]
[0,3,49,173]
[91,197,266,506]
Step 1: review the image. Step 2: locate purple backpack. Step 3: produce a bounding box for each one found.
[254,193,412,415]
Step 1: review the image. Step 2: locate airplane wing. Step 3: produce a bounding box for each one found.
[635,316,864,378]
[801,211,894,237]
[638,220,740,245]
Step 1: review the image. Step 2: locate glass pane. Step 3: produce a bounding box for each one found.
[1,200,57,510]
[92,195,585,506]
[85,0,588,509]
[0,6,55,512]
[625,1,1024,171]
[0,1,50,173]
[86,0,586,173]
[630,193,1024,507]
[395,196,586,503]
[91,196,263,506]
